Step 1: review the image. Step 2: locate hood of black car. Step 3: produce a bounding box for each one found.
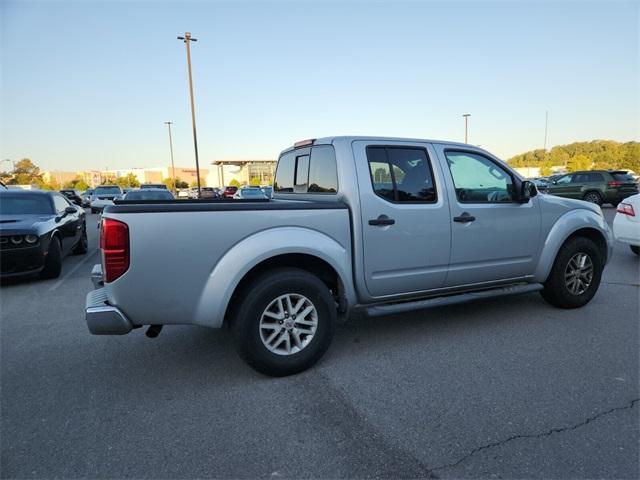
[0,214,53,234]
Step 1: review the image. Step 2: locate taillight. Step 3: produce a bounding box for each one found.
[608,181,623,187]
[100,218,129,283]
[616,203,636,217]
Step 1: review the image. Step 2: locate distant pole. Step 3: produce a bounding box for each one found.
[463,113,471,143]
[543,110,549,151]
[177,32,202,198]
[164,121,177,194]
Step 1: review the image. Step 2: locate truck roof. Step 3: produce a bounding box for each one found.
[279,136,475,156]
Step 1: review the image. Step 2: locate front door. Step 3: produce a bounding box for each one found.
[549,173,578,198]
[354,141,451,297]
[433,146,541,287]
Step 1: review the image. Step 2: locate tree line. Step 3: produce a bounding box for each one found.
[507,140,639,176]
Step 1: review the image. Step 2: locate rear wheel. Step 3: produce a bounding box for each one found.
[540,236,603,308]
[583,191,602,206]
[631,245,640,256]
[230,268,336,376]
[72,226,88,255]
[40,237,62,279]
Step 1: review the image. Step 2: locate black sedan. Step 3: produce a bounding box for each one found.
[0,190,88,279]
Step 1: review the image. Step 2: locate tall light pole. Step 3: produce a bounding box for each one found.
[164,121,177,194]
[463,113,471,143]
[177,32,202,198]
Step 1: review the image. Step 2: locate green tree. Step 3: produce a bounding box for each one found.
[10,158,43,185]
[229,178,241,187]
[113,173,141,188]
[64,177,89,191]
[566,154,592,172]
[189,177,206,188]
[540,160,554,176]
[249,177,261,186]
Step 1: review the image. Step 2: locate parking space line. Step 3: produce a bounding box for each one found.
[48,249,99,292]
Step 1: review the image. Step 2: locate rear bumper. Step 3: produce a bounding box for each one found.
[86,286,132,335]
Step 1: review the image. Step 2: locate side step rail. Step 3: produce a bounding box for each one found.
[366,283,543,318]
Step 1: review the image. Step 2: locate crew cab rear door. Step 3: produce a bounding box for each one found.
[353,140,451,297]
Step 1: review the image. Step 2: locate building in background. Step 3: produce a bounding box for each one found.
[42,170,102,188]
[94,166,209,186]
[207,159,276,187]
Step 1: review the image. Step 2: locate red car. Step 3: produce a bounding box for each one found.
[223,186,238,198]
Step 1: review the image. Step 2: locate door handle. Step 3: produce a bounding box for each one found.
[453,212,475,223]
[369,215,395,226]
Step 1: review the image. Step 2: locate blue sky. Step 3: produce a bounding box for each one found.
[1,0,638,172]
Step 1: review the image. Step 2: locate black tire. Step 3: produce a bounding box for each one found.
[610,201,619,208]
[72,225,88,255]
[631,245,640,256]
[230,267,337,377]
[540,236,604,309]
[91,208,97,214]
[40,236,62,279]
[583,191,602,206]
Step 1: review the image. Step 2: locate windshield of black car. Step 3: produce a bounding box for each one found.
[0,195,54,215]
[94,187,121,194]
[124,190,173,200]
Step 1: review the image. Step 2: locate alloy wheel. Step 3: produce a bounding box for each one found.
[564,252,594,295]
[259,293,318,355]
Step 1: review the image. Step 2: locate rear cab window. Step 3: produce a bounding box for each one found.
[274,145,338,195]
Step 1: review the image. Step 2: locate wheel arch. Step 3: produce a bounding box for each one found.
[193,227,355,329]
[534,209,612,282]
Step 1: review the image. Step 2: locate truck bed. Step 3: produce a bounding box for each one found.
[100,199,352,329]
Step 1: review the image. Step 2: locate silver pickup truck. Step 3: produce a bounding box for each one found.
[86,136,613,376]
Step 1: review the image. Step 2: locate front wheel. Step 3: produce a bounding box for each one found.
[40,237,62,279]
[72,226,88,255]
[230,268,337,376]
[631,245,640,256]
[540,236,604,308]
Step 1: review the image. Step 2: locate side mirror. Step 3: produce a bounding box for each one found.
[520,181,538,203]
[65,206,77,214]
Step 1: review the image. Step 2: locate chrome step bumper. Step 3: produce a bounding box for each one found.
[86,287,132,335]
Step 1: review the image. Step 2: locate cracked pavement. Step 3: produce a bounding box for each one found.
[2,207,638,479]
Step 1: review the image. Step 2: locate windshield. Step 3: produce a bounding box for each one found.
[0,195,54,215]
[124,190,174,200]
[94,186,121,194]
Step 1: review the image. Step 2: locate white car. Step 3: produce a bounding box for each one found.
[613,193,640,256]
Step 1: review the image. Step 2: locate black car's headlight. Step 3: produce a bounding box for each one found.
[10,235,23,245]
[25,235,38,244]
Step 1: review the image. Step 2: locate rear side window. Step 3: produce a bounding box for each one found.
[308,146,338,193]
[274,145,338,194]
[587,173,604,182]
[366,146,437,203]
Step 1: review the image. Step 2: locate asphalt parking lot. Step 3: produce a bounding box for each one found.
[1,207,638,479]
